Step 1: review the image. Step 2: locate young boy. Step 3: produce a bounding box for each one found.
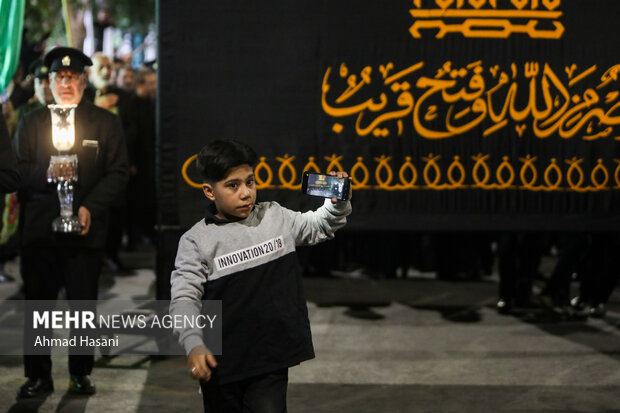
[170,139,352,412]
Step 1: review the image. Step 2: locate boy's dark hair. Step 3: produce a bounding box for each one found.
[196,139,258,183]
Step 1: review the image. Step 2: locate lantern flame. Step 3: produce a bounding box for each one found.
[48,104,77,151]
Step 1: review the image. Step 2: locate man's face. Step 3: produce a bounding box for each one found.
[203,164,256,221]
[90,56,112,90]
[50,70,87,105]
[139,73,157,99]
[117,68,135,91]
[34,77,54,105]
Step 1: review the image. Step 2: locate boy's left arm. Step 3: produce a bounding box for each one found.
[286,171,352,246]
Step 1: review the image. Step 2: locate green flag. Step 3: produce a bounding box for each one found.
[0,0,25,93]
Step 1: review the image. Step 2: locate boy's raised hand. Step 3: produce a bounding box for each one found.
[188,345,218,382]
[329,171,352,203]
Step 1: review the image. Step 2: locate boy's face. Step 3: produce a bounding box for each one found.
[202,164,256,221]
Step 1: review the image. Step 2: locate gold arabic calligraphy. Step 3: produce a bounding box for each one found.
[322,61,620,140]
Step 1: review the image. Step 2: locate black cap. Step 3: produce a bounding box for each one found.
[28,59,49,79]
[143,59,157,72]
[43,47,93,73]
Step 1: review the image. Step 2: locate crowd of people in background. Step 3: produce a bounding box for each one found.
[0,46,158,281]
[299,231,619,319]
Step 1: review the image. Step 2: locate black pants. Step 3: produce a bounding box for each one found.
[200,369,288,413]
[105,206,125,262]
[498,233,545,304]
[581,233,620,305]
[21,244,102,379]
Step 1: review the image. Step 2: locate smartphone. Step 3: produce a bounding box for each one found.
[300,171,350,201]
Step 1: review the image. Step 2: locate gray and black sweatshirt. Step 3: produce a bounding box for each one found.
[170,198,352,384]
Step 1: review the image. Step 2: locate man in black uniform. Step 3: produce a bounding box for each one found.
[14,47,129,397]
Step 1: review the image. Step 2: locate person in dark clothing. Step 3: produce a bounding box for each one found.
[16,60,55,124]
[0,105,20,281]
[116,64,136,92]
[14,47,129,398]
[85,52,137,270]
[0,61,54,284]
[5,63,34,117]
[0,110,20,194]
[572,233,620,318]
[540,232,619,318]
[540,233,589,312]
[0,67,31,281]
[128,70,157,245]
[496,232,546,314]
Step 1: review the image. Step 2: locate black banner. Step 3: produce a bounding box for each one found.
[158,0,620,230]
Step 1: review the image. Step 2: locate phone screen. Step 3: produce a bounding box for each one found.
[302,172,348,200]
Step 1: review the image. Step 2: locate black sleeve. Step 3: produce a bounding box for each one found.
[0,108,20,193]
[14,113,49,194]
